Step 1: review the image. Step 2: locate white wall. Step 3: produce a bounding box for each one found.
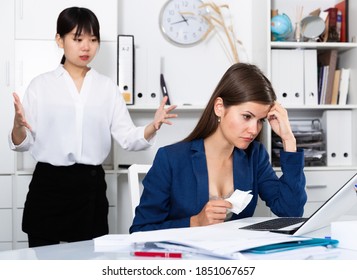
[118,0,253,106]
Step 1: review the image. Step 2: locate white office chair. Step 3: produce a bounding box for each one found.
[127,164,152,218]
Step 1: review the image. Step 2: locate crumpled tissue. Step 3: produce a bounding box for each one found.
[225,189,253,215]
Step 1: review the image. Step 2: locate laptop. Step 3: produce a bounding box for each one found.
[240,172,357,236]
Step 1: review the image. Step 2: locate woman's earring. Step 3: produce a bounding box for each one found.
[218,117,221,123]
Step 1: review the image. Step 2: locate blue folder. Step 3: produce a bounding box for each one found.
[243,238,339,254]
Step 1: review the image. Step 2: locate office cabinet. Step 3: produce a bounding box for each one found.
[0,176,13,248]
[269,0,357,218]
[277,169,357,217]
[268,0,357,168]
[0,0,15,175]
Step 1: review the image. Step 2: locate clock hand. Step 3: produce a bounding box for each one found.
[171,19,188,25]
[180,14,189,25]
[171,14,189,25]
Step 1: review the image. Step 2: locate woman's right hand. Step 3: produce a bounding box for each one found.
[12,92,31,144]
[12,92,31,130]
[190,200,232,227]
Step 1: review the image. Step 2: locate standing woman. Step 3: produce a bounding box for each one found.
[130,63,306,233]
[9,7,176,247]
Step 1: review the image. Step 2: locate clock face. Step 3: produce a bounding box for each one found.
[159,0,210,46]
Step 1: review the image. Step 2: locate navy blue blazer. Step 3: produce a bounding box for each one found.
[130,139,306,233]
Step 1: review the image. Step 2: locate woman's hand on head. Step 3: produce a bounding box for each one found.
[267,102,296,152]
[190,200,232,227]
[152,96,178,130]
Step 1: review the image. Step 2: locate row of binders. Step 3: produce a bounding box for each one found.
[271,49,350,106]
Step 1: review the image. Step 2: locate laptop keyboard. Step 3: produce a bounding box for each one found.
[240,217,308,231]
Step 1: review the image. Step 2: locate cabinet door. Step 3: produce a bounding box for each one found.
[15,0,118,41]
[0,177,12,245]
[15,40,63,98]
[0,0,15,174]
[0,176,12,208]
[0,210,12,242]
[303,170,356,217]
[277,170,356,217]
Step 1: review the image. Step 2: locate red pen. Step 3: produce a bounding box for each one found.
[132,251,182,258]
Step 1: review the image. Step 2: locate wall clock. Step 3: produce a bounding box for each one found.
[159,0,211,46]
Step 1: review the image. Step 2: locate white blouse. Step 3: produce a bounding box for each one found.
[9,66,154,166]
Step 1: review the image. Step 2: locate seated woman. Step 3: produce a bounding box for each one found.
[130,63,307,233]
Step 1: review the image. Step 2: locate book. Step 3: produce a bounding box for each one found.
[319,65,329,104]
[331,69,341,105]
[335,0,348,42]
[318,50,338,104]
[338,68,350,105]
[324,8,339,42]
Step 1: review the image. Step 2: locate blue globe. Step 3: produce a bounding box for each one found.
[271,14,293,41]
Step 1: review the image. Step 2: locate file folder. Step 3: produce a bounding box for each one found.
[271,49,304,106]
[117,35,134,105]
[243,238,338,254]
[322,110,352,166]
[303,49,318,105]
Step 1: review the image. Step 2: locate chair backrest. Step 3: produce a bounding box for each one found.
[127,164,152,218]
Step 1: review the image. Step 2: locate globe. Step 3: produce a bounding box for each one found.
[271,13,293,41]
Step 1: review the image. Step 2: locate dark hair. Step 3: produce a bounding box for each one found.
[183,63,276,142]
[57,7,100,64]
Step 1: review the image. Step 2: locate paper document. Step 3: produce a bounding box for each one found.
[94,220,311,258]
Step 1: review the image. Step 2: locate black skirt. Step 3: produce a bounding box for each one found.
[22,162,109,242]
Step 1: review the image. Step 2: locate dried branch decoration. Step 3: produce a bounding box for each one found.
[201,2,242,64]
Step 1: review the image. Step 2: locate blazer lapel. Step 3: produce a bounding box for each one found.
[233,148,252,192]
[191,140,209,209]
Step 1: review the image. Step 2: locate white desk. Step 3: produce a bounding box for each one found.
[0,217,356,260]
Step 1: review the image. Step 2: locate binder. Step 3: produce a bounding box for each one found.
[322,110,352,166]
[303,49,318,105]
[271,49,304,106]
[133,47,161,106]
[117,35,134,105]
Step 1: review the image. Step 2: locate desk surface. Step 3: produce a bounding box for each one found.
[1,217,356,260]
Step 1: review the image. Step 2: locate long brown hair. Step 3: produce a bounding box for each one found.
[183,63,276,142]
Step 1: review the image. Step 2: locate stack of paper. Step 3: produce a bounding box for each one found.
[94,221,318,259]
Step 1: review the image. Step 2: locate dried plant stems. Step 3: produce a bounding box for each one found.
[201,2,240,64]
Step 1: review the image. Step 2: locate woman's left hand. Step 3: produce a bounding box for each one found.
[152,96,178,130]
[267,102,297,152]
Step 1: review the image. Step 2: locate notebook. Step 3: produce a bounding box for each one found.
[240,173,357,236]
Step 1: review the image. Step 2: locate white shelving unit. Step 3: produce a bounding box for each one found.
[269,0,357,217]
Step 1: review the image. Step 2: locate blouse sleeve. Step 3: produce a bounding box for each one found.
[110,86,156,151]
